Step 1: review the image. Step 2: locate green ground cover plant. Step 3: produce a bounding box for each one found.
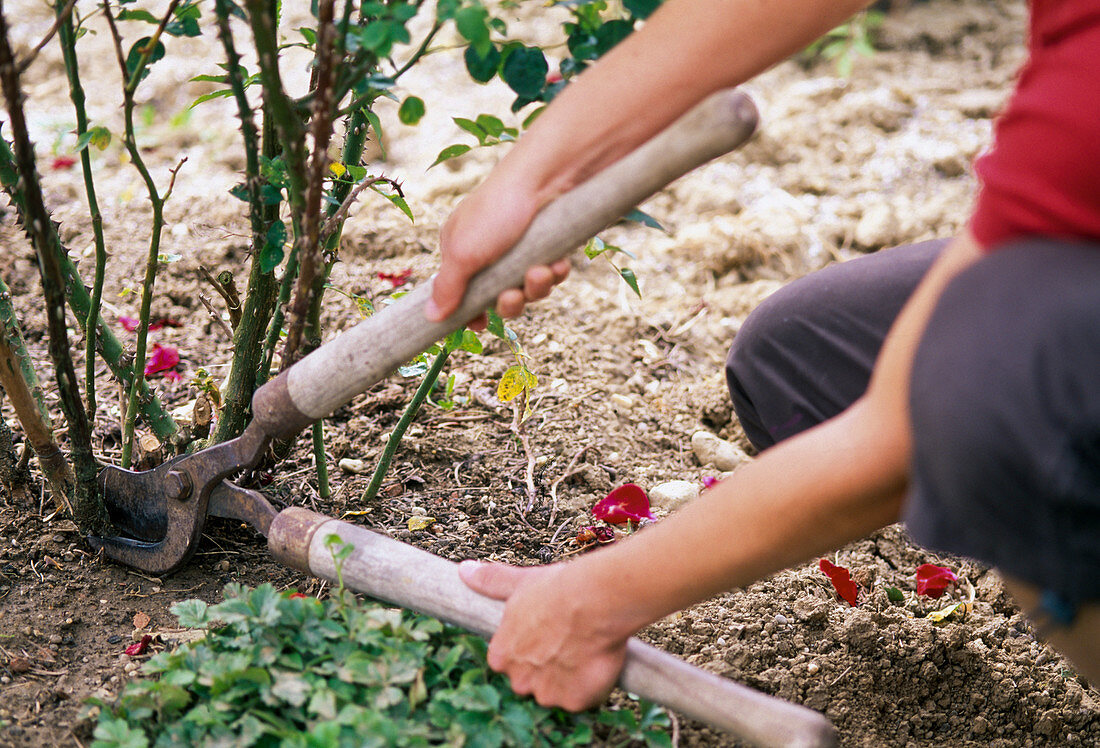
[88,539,671,748]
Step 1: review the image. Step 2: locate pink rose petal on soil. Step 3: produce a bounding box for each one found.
[378,269,413,287]
[119,316,140,332]
[592,483,654,525]
[702,476,719,490]
[124,634,152,656]
[144,344,180,379]
[819,558,860,607]
[915,563,958,599]
[51,155,77,170]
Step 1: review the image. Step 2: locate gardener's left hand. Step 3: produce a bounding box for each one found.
[458,559,629,710]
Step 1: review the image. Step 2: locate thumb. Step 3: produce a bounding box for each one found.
[458,560,533,601]
[425,257,470,322]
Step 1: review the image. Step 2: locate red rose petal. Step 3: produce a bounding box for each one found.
[915,563,958,599]
[592,484,654,525]
[124,634,152,656]
[377,269,413,288]
[819,558,860,607]
[144,344,180,378]
[51,155,77,170]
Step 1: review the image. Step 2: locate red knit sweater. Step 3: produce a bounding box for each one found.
[969,0,1100,249]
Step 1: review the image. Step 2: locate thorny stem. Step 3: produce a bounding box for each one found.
[0,8,100,526]
[245,0,307,205]
[56,0,108,422]
[210,0,280,440]
[0,139,177,441]
[282,0,338,367]
[361,348,450,503]
[312,421,330,499]
[104,1,187,468]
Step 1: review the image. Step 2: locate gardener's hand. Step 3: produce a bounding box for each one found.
[426,173,571,330]
[458,559,628,711]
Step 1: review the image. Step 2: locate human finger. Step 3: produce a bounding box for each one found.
[458,560,537,600]
[426,258,472,322]
[495,287,527,319]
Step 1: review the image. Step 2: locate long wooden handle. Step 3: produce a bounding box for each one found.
[269,509,837,748]
[251,88,758,438]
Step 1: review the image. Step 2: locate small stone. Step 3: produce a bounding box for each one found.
[806,661,820,675]
[123,662,139,674]
[774,614,789,626]
[648,480,700,511]
[854,203,895,249]
[338,458,366,474]
[8,657,31,674]
[609,393,634,410]
[48,634,62,645]
[215,559,230,573]
[691,431,747,471]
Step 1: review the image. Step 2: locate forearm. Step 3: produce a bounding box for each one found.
[567,234,985,637]
[492,0,874,206]
[567,397,908,636]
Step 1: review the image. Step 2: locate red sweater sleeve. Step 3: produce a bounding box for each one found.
[970,1,1100,250]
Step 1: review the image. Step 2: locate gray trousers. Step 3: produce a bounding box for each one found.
[725,238,1100,609]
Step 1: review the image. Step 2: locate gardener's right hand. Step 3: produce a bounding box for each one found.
[426,170,571,330]
[458,559,630,711]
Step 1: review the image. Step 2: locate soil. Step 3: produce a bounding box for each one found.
[1,1,1098,746]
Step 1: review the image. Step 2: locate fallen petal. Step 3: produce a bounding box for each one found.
[119,316,140,332]
[915,563,958,599]
[124,634,152,656]
[819,558,860,607]
[593,483,655,525]
[145,344,181,378]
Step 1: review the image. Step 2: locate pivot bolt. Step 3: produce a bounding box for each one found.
[164,470,193,501]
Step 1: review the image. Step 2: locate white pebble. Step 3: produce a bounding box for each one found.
[338,458,366,474]
[691,431,747,471]
[648,480,700,511]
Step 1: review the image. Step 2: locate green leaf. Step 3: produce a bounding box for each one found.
[398,96,426,125]
[91,716,149,748]
[464,44,501,83]
[453,117,488,145]
[362,108,387,160]
[501,46,548,99]
[886,586,905,602]
[297,27,317,45]
[623,0,661,19]
[454,6,491,56]
[619,267,641,297]
[75,126,112,152]
[260,220,287,273]
[125,37,166,83]
[189,89,233,108]
[116,8,159,23]
[623,208,664,231]
[429,143,471,169]
[170,599,209,628]
[584,236,609,259]
[474,114,506,138]
[371,184,414,222]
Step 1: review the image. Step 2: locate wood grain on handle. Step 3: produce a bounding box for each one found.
[269,509,837,748]
[265,88,757,424]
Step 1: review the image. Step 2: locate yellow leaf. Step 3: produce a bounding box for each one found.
[497,365,529,402]
[329,162,346,177]
[926,601,971,623]
[340,509,373,518]
[407,516,436,531]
